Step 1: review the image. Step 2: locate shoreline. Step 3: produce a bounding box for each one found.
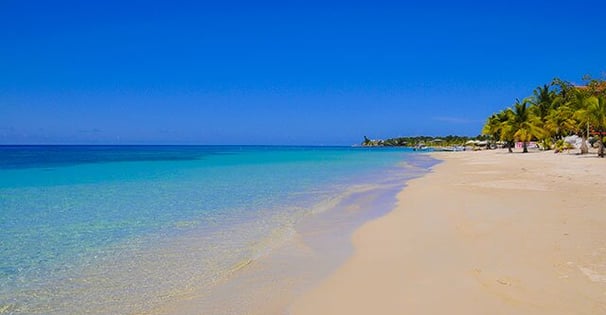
[148,153,438,315]
[290,149,606,314]
[0,147,431,314]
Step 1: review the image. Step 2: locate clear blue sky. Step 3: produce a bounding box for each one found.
[1,1,605,145]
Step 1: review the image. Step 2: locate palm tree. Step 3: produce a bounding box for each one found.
[551,78,575,103]
[545,105,577,140]
[575,95,606,157]
[482,109,514,152]
[530,84,555,122]
[508,99,544,153]
[482,114,501,149]
[593,95,606,157]
[529,84,556,149]
[571,90,594,154]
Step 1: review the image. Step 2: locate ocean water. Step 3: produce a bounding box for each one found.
[0,146,437,314]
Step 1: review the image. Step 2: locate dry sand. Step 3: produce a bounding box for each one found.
[290,150,606,315]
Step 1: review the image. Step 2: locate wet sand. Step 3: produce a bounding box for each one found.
[145,155,436,315]
[291,150,606,315]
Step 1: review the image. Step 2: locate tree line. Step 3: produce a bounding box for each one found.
[482,76,606,157]
[362,135,483,147]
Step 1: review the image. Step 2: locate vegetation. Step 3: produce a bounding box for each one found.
[362,135,482,147]
[481,76,606,157]
[362,75,606,158]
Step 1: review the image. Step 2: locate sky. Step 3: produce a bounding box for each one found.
[1,1,605,145]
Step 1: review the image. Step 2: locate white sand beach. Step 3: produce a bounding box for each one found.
[291,150,606,314]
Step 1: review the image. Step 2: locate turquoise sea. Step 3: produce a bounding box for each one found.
[0,146,437,314]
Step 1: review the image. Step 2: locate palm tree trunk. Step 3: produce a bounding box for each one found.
[598,133,605,158]
[580,136,589,154]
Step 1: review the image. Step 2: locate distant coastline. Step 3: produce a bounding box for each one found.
[360,135,485,151]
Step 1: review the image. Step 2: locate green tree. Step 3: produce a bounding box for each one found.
[575,95,606,157]
[481,76,606,157]
[530,84,555,122]
[545,105,577,140]
[508,99,544,153]
[482,109,515,152]
[571,90,593,154]
[551,78,575,103]
[529,84,556,149]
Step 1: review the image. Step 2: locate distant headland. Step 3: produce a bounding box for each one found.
[361,135,484,151]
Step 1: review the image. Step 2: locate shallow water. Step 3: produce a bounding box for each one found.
[0,145,436,314]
